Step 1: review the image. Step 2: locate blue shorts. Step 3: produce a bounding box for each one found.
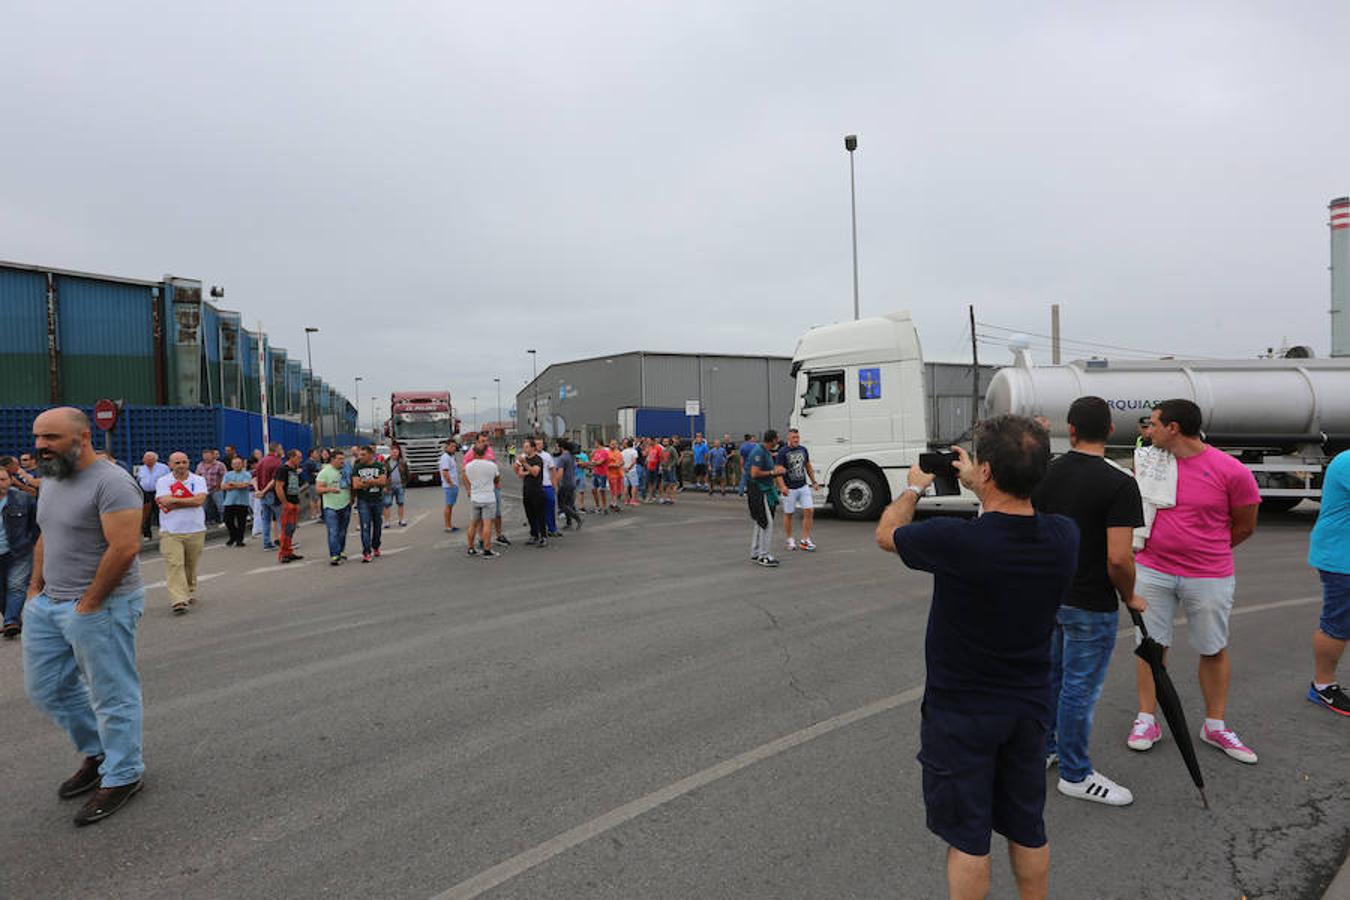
[383,485,406,507]
[443,486,459,506]
[1319,570,1350,640]
[592,474,608,490]
[917,702,1048,857]
[663,468,677,484]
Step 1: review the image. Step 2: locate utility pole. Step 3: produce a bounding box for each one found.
[1051,303,1061,365]
[845,134,860,320]
[969,304,980,433]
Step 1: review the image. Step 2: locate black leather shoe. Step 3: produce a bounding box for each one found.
[58,756,104,799]
[74,780,143,826]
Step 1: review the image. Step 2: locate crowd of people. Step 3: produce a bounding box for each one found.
[2,398,1344,886]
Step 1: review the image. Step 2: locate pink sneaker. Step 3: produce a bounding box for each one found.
[1200,724,1258,764]
[1126,718,1162,751]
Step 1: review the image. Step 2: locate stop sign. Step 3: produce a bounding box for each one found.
[93,399,119,432]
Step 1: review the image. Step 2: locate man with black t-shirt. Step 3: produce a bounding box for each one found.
[514,439,547,547]
[877,415,1077,900]
[1033,396,1147,808]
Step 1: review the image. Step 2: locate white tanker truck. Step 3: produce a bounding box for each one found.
[789,312,1350,519]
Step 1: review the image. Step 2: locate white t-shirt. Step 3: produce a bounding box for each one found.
[438,452,459,486]
[464,458,500,503]
[539,451,557,488]
[621,447,638,470]
[155,472,208,534]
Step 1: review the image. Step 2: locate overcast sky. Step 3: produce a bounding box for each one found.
[3,2,1348,429]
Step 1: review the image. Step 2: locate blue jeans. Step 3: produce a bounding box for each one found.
[324,505,351,558]
[23,590,146,787]
[2,551,33,626]
[543,485,557,533]
[260,494,279,546]
[1047,605,1118,783]
[356,497,383,554]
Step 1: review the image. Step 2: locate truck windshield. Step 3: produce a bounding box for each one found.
[393,413,449,438]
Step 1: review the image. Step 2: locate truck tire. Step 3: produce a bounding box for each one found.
[831,467,888,521]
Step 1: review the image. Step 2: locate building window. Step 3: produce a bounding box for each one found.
[804,370,845,408]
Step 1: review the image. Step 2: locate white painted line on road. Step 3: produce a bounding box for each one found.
[247,562,311,575]
[378,546,412,556]
[432,592,1325,900]
[431,685,926,900]
[144,572,225,591]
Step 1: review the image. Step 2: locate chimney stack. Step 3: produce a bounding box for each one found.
[1332,196,1350,357]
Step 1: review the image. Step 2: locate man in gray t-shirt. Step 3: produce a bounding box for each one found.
[24,407,148,827]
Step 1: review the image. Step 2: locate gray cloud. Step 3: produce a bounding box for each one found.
[3,2,1347,428]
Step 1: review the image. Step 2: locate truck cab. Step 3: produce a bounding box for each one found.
[789,312,981,519]
[387,391,454,484]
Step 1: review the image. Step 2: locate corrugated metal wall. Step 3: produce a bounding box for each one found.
[514,352,793,441]
[0,268,50,404]
[56,274,158,405]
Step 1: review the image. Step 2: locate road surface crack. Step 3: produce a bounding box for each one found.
[742,597,834,712]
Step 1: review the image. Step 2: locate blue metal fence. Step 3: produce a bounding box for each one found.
[0,405,314,465]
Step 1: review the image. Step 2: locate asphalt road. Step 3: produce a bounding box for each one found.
[1,485,1346,900]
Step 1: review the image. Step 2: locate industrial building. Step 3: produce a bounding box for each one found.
[0,259,357,456]
[515,352,794,445]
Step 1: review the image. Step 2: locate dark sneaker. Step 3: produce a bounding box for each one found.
[757,555,780,568]
[547,531,562,538]
[537,538,548,548]
[59,756,104,799]
[330,556,341,566]
[2,622,19,639]
[1308,683,1350,716]
[172,603,189,615]
[74,780,143,827]
[466,547,478,557]
[481,549,500,559]
[525,537,538,546]
[279,555,302,564]
[496,535,512,546]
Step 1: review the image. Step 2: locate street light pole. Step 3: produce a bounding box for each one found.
[493,377,501,436]
[527,349,538,435]
[304,326,320,444]
[845,134,860,320]
[471,396,478,432]
[354,376,363,435]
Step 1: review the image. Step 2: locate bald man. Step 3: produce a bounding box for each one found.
[155,451,208,614]
[24,407,147,826]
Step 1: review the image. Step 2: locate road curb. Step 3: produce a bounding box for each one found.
[1325,850,1350,900]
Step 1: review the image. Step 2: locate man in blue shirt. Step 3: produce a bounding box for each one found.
[746,430,785,567]
[1308,450,1350,715]
[737,434,757,497]
[691,433,710,492]
[876,415,1078,899]
[708,442,728,496]
[135,451,170,538]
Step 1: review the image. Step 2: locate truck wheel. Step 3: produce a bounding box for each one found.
[832,468,887,521]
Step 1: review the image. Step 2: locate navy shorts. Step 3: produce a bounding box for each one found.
[1319,569,1350,640]
[917,702,1048,857]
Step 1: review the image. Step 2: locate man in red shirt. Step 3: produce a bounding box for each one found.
[251,443,284,551]
[588,441,611,513]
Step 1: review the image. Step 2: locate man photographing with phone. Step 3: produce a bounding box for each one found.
[876,415,1079,900]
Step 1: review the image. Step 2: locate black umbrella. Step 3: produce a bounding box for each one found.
[1131,609,1209,810]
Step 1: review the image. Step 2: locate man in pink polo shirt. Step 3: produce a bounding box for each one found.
[1127,399,1262,764]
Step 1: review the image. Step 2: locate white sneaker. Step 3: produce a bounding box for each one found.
[798,538,816,551]
[786,537,797,551]
[1057,771,1134,806]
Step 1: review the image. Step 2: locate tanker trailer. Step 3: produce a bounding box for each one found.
[985,347,1350,511]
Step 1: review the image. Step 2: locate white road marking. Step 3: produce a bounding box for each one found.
[143,572,225,591]
[378,546,412,556]
[432,592,1322,900]
[247,562,311,575]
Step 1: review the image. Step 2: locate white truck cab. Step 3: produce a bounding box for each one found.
[789,311,984,519]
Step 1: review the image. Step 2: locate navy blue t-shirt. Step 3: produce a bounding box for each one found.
[776,445,811,489]
[894,512,1079,719]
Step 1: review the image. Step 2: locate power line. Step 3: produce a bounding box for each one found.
[976,321,1218,360]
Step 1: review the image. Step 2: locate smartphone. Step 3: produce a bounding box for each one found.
[918,451,961,496]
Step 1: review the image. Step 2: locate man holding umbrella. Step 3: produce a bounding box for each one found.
[877,415,1078,900]
[1033,397,1147,806]
[1128,400,1262,764]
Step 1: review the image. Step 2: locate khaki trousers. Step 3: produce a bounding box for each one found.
[160,531,205,606]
